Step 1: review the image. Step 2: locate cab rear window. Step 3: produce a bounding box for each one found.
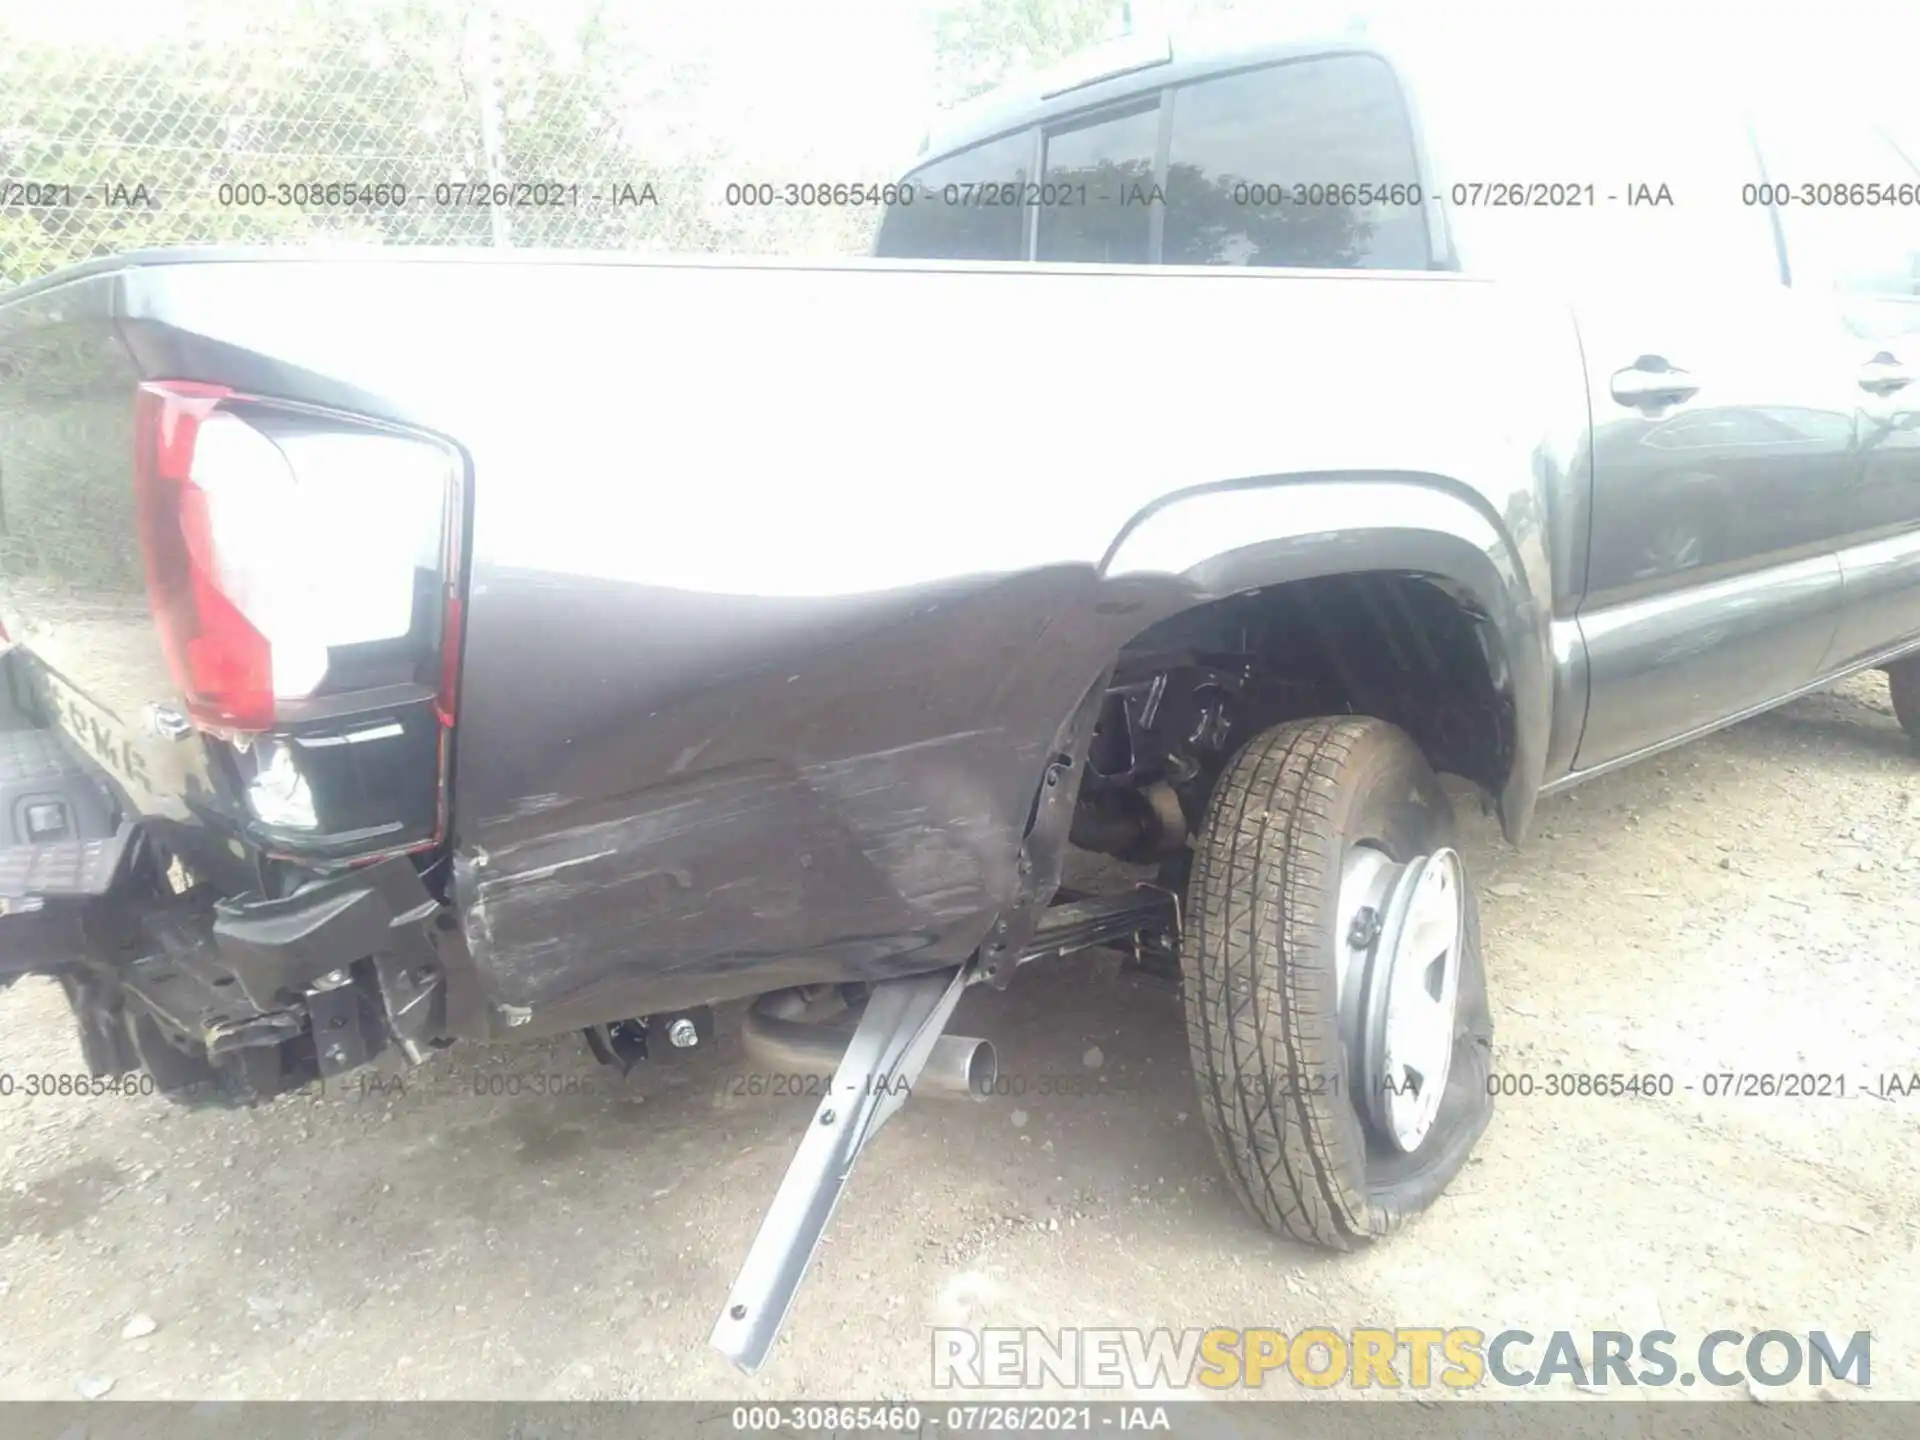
[874,130,1033,262]
[875,49,1429,271]
[1163,54,1428,269]
[1035,101,1161,264]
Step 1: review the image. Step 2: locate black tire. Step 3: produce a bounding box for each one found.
[1183,715,1494,1250]
[123,1006,295,1109]
[1889,656,1920,744]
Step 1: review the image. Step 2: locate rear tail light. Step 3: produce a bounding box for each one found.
[133,381,465,853]
[133,381,463,734]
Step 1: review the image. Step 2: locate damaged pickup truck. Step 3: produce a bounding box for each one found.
[4,19,1920,1375]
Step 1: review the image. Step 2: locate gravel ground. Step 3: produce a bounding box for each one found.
[1,672,1917,1403]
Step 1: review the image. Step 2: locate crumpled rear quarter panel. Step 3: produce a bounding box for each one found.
[449,564,1130,1032]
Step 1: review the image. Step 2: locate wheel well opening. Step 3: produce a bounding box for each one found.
[1070,571,1513,862]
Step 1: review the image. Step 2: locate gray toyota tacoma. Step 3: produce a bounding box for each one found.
[2,14,1918,1372]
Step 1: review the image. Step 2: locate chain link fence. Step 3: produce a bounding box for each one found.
[0,0,881,290]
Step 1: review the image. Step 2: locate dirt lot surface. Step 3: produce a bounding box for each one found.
[1,673,1917,1404]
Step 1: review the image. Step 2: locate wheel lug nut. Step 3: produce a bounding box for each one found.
[1348,906,1382,949]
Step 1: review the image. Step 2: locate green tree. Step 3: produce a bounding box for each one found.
[0,0,725,288]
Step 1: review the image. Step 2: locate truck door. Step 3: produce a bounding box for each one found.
[1750,110,1920,671]
[1568,178,1860,772]
[1413,36,1859,773]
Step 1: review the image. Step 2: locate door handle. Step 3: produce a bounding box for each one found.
[1610,359,1700,409]
[1858,353,1913,395]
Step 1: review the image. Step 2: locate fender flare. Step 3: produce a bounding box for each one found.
[1101,472,1551,843]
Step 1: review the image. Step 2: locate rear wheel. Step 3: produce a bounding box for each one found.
[125,1009,297,1108]
[61,975,301,1109]
[1182,716,1494,1249]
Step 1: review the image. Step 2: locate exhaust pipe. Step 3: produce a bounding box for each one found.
[741,985,996,1099]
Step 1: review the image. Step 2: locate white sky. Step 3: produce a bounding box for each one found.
[587,0,1920,171]
[662,0,936,174]
[0,0,940,174]
[5,0,1918,174]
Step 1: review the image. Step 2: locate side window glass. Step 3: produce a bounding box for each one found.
[1163,54,1428,270]
[1035,102,1160,264]
[875,130,1034,262]
[1759,118,1920,299]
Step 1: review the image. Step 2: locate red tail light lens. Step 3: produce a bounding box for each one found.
[132,381,268,729]
[132,381,463,735]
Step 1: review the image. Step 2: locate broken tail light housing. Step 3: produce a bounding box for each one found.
[133,381,465,854]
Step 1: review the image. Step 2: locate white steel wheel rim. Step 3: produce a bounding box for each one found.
[1374,849,1464,1152]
